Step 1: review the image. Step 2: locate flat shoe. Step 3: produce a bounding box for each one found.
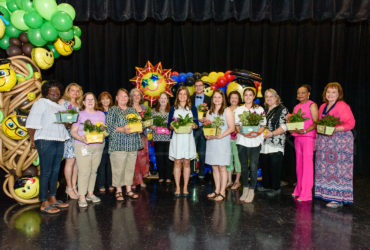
[86,195,101,203]
[115,192,124,201]
[207,192,218,199]
[40,205,60,214]
[182,193,190,197]
[53,200,69,208]
[326,201,343,208]
[214,194,225,201]
[126,191,139,199]
[78,199,88,208]
[174,192,181,198]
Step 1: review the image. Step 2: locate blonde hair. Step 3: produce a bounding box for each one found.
[62,82,83,104]
[264,88,282,108]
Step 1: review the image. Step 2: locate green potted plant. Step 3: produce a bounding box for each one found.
[203,116,224,136]
[238,110,265,134]
[171,114,194,134]
[153,115,170,135]
[197,103,208,119]
[315,115,342,135]
[55,104,79,123]
[126,113,143,133]
[82,120,108,144]
[140,108,153,128]
[286,108,309,131]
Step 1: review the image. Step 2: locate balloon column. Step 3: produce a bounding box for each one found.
[0,56,42,204]
[130,61,176,106]
[0,0,81,69]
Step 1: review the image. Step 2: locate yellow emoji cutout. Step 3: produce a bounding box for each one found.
[2,109,29,140]
[0,59,17,92]
[14,177,39,199]
[31,48,54,70]
[54,38,74,56]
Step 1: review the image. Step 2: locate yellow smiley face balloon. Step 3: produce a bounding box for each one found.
[14,177,39,199]
[2,110,28,140]
[54,38,74,56]
[0,59,17,92]
[31,48,54,70]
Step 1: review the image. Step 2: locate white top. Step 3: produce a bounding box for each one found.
[26,98,70,141]
[234,105,266,148]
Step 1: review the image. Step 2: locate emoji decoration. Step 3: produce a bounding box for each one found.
[0,0,82,69]
[4,204,42,237]
[31,47,53,69]
[53,37,73,56]
[0,59,16,91]
[0,56,42,204]
[130,61,176,106]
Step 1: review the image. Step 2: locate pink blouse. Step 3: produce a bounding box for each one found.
[292,100,317,138]
[318,101,355,131]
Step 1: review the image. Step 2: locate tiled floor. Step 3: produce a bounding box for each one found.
[0,176,369,249]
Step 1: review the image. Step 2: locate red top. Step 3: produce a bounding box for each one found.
[292,100,317,138]
[318,100,355,131]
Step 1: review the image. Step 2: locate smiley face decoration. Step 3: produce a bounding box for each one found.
[130,61,176,106]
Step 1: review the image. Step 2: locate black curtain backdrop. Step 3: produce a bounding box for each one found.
[58,0,370,22]
[40,19,370,175]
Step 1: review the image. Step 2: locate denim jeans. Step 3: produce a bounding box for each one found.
[35,140,64,201]
[191,128,207,177]
[237,144,261,189]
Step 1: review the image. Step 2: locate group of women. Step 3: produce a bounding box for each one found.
[25,79,355,213]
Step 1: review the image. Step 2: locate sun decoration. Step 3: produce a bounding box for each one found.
[130,61,176,106]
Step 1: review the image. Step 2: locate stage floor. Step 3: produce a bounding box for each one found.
[0,176,369,249]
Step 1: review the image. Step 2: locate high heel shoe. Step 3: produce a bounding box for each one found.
[66,187,78,200]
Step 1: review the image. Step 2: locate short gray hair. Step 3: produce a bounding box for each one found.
[129,88,143,104]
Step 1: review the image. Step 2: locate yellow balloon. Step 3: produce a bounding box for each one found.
[208,72,218,83]
[31,48,54,70]
[54,38,74,56]
[217,72,224,77]
[226,81,244,97]
[2,112,28,140]
[186,85,195,96]
[14,177,39,199]
[201,76,211,83]
[0,18,5,39]
[0,61,17,92]
[204,86,214,97]
[147,132,153,141]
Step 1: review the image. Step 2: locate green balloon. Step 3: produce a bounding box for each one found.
[72,25,81,37]
[10,10,29,31]
[58,28,73,41]
[21,0,34,12]
[34,0,57,20]
[27,28,46,46]
[6,0,18,12]
[0,34,9,49]
[56,3,75,20]
[47,44,59,58]
[40,21,57,41]
[24,11,43,29]
[73,35,81,51]
[5,23,21,37]
[14,0,22,9]
[51,11,72,32]
[0,0,7,8]
[0,6,10,21]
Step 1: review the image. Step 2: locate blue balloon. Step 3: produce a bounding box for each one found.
[178,73,187,83]
[171,75,179,83]
[186,72,193,77]
[219,86,226,93]
[255,98,260,104]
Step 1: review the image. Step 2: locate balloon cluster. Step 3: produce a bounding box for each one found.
[0,0,81,69]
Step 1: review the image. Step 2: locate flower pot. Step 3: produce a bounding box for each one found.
[143,119,153,128]
[317,125,335,135]
[203,127,221,136]
[55,113,78,123]
[84,132,104,144]
[127,122,143,133]
[198,111,204,120]
[156,126,170,135]
[173,124,193,134]
[241,126,259,134]
[287,122,304,131]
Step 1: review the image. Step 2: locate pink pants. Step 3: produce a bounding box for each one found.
[293,136,315,201]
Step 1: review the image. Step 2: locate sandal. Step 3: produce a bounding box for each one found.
[108,187,115,192]
[174,192,181,198]
[231,182,241,190]
[207,192,219,199]
[158,179,164,183]
[326,201,343,208]
[214,193,225,201]
[115,192,124,201]
[40,205,60,214]
[52,200,69,208]
[99,188,106,193]
[226,183,233,189]
[125,191,139,199]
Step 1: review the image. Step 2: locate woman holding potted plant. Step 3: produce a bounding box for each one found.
[59,83,83,200]
[234,87,266,203]
[260,89,289,197]
[70,93,106,208]
[315,82,355,208]
[151,92,172,183]
[227,91,242,190]
[106,88,143,201]
[204,90,235,201]
[130,88,150,188]
[168,87,198,197]
[290,84,318,202]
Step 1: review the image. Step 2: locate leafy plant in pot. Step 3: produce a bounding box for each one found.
[315,115,342,135]
[238,110,265,134]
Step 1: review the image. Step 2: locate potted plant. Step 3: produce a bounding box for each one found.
[203,116,224,136]
[171,114,194,134]
[82,120,108,144]
[286,108,309,131]
[197,103,208,119]
[55,104,78,123]
[238,110,265,134]
[315,115,342,135]
[153,115,170,135]
[126,113,143,133]
[140,108,153,128]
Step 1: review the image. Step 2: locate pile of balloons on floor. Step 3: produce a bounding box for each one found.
[0,0,81,69]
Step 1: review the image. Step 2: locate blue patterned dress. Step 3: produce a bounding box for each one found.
[62,100,79,159]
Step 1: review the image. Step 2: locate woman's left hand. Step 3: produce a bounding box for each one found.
[264,130,273,138]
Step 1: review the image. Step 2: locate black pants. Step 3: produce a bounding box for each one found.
[154,141,172,179]
[191,128,207,177]
[96,143,112,189]
[237,145,261,189]
[261,152,283,190]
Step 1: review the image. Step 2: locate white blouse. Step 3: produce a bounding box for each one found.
[26,98,70,141]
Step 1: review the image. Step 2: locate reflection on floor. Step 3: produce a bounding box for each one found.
[0,177,370,249]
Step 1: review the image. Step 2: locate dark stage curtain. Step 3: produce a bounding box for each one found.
[58,0,370,22]
[42,19,369,175]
